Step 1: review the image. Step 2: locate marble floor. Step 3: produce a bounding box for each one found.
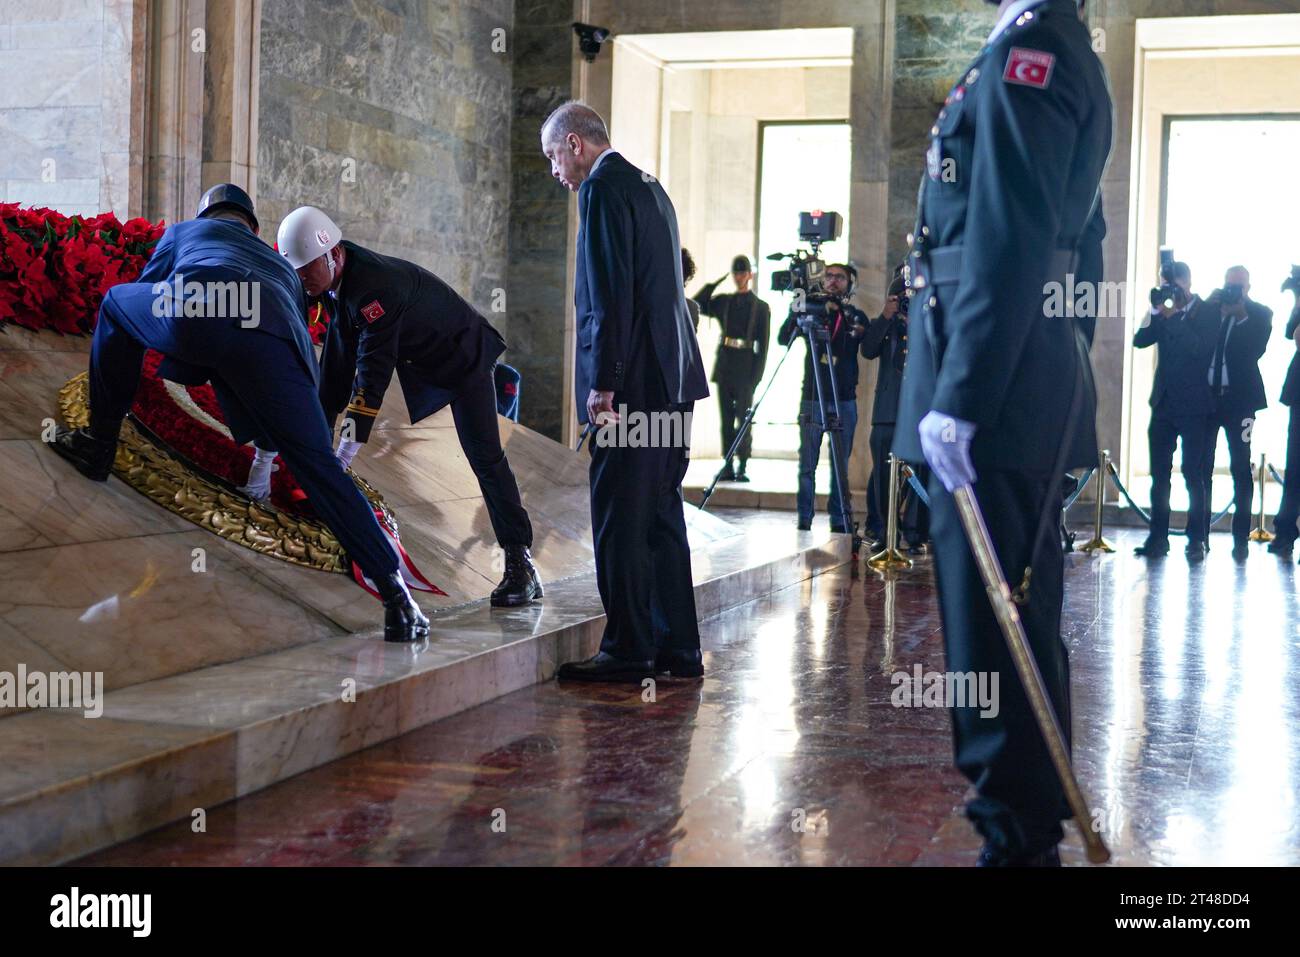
[78,527,1300,866]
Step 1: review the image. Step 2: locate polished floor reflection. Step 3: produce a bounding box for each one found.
[79,528,1300,866]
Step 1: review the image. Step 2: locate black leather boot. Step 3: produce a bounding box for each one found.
[50,427,117,481]
[374,573,430,643]
[490,545,543,607]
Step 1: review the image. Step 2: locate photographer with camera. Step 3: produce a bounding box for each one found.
[693,254,771,482]
[1133,258,1216,559]
[861,264,927,551]
[1199,266,1273,560]
[777,262,865,534]
[1268,266,1300,556]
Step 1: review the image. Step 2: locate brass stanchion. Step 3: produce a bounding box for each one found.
[868,454,912,570]
[1079,448,1115,554]
[1249,454,1275,543]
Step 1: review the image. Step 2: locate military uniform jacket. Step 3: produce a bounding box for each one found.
[694,284,770,387]
[318,240,506,443]
[893,0,1113,472]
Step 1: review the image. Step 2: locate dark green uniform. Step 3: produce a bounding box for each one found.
[893,0,1112,861]
[693,282,770,470]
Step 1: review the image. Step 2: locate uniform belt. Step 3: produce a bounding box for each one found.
[722,337,753,349]
[924,245,1076,287]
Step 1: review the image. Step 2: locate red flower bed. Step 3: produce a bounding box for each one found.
[2,204,323,515]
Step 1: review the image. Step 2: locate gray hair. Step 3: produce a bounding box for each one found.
[541,101,610,147]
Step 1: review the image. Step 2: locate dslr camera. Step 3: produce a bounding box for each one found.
[769,210,844,323]
[1282,264,1300,297]
[1149,246,1181,309]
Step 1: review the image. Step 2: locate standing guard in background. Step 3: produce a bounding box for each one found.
[1269,271,1300,556]
[275,206,543,607]
[893,0,1112,866]
[694,255,770,482]
[862,264,927,551]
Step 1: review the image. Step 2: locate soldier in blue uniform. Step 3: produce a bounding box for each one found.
[50,185,429,643]
[893,0,1112,865]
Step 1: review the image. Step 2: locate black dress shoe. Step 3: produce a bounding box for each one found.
[374,573,430,643]
[50,427,116,481]
[718,467,737,482]
[733,461,750,483]
[1267,537,1294,557]
[490,545,544,607]
[1134,539,1169,557]
[557,652,655,683]
[655,649,704,679]
[976,843,1061,867]
[1186,541,1207,562]
[797,521,812,532]
[1231,541,1249,562]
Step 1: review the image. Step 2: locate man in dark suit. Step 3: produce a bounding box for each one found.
[49,184,428,642]
[1200,266,1273,561]
[861,266,927,549]
[275,205,541,607]
[1269,294,1300,556]
[1132,262,1216,559]
[893,0,1111,866]
[693,255,770,482]
[541,102,709,683]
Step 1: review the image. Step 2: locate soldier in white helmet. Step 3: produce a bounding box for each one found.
[276,206,543,608]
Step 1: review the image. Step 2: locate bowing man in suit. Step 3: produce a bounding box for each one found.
[541,102,710,683]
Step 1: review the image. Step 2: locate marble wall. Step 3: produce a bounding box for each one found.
[0,0,143,218]
[256,0,515,312]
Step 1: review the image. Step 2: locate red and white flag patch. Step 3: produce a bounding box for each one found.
[360,299,385,323]
[1003,47,1055,89]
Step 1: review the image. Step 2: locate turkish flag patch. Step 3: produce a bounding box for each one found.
[360,299,385,323]
[1003,47,1055,89]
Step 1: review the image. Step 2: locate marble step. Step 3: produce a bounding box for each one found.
[0,515,849,865]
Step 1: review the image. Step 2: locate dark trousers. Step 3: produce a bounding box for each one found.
[1203,402,1256,544]
[717,375,756,464]
[1273,406,1300,543]
[1146,410,1210,546]
[928,469,1070,858]
[449,370,533,547]
[589,403,699,662]
[88,282,399,581]
[866,422,927,543]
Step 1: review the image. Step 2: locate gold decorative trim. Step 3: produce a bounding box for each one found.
[59,372,395,573]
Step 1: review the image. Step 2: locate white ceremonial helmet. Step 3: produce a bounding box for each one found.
[276,206,342,269]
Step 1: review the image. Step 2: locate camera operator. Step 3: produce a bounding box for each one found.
[777,263,864,533]
[1133,260,1216,559]
[694,254,771,482]
[1201,266,1273,560]
[861,265,927,551]
[1269,267,1300,556]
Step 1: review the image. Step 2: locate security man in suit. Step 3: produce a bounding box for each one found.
[275,206,542,606]
[693,255,770,482]
[862,265,927,549]
[1269,292,1300,556]
[776,263,867,536]
[893,0,1112,866]
[541,101,710,683]
[1199,266,1273,560]
[1132,261,1216,559]
[50,184,429,642]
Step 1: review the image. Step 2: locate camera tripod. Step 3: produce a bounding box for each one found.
[697,310,860,553]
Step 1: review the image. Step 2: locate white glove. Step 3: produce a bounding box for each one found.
[918,410,977,493]
[335,437,362,470]
[237,446,278,501]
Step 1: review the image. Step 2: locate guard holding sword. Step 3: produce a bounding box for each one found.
[893,0,1112,865]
